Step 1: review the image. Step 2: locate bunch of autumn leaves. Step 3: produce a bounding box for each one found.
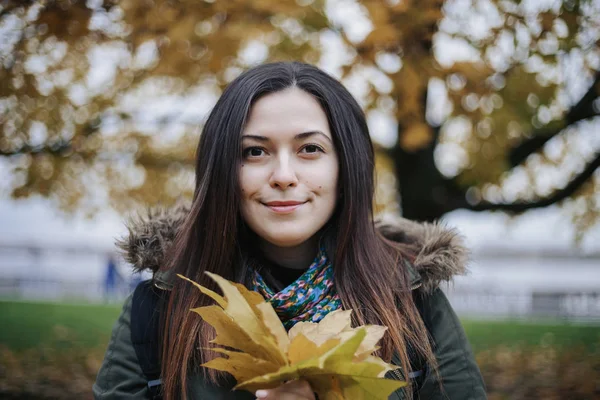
[179,273,406,400]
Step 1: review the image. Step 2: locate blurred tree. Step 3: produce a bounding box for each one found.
[0,0,598,237]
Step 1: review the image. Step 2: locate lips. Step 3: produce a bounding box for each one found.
[265,200,305,206]
[263,200,307,214]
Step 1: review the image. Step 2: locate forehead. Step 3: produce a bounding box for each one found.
[243,87,331,137]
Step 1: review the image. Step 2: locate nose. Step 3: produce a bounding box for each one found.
[269,153,298,189]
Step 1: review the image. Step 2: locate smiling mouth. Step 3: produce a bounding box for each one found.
[263,201,307,214]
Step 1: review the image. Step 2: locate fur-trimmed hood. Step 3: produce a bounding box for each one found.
[116,204,469,293]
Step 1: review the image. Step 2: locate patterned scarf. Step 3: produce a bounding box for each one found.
[251,248,342,330]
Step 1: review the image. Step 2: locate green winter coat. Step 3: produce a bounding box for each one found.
[93,206,487,399]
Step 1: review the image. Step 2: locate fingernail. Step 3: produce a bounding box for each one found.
[255,390,268,399]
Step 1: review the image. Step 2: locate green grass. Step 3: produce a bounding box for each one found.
[462,319,600,352]
[1,300,598,352]
[0,300,121,351]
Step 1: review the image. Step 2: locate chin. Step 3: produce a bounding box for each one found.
[263,232,313,248]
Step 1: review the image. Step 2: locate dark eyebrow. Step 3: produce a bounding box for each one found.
[241,131,332,143]
[241,134,270,142]
[295,130,332,143]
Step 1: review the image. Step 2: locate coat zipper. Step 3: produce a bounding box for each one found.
[391,368,404,380]
[389,368,407,400]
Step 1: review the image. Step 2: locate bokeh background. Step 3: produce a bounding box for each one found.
[1,0,599,399]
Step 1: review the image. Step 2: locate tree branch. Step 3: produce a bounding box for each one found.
[0,2,36,19]
[0,140,73,157]
[509,72,600,167]
[0,139,196,172]
[469,151,600,213]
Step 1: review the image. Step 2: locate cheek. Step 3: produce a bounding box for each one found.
[309,163,339,198]
[239,166,262,198]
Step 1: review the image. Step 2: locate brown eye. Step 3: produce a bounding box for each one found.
[243,147,266,157]
[301,144,324,154]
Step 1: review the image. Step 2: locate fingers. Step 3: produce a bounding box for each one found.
[255,379,315,400]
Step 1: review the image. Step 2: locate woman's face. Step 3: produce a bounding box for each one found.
[239,87,339,248]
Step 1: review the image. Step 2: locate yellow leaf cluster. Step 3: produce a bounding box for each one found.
[179,273,406,399]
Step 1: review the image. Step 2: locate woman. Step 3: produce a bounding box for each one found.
[93,62,486,399]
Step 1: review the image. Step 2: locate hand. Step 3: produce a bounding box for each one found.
[255,379,316,400]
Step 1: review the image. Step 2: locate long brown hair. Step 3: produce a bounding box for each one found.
[160,62,436,399]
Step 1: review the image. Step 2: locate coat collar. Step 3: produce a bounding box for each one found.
[116,204,468,293]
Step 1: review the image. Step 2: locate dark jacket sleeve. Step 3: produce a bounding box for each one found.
[93,294,149,399]
[415,288,487,400]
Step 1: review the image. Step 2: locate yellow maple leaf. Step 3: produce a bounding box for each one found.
[288,309,353,345]
[290,310,387,361]
[180,273,286,365]
[288,333,341,364]
[179,273,407,399]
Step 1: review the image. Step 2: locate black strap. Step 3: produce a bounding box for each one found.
[131,280,165,400]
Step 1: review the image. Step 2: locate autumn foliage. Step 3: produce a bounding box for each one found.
[1,1,598,226]
[179,273,405,399]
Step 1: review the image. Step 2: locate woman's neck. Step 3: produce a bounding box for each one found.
[259,236,318,270]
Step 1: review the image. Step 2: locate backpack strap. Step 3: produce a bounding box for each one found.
[131,280,166,400]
